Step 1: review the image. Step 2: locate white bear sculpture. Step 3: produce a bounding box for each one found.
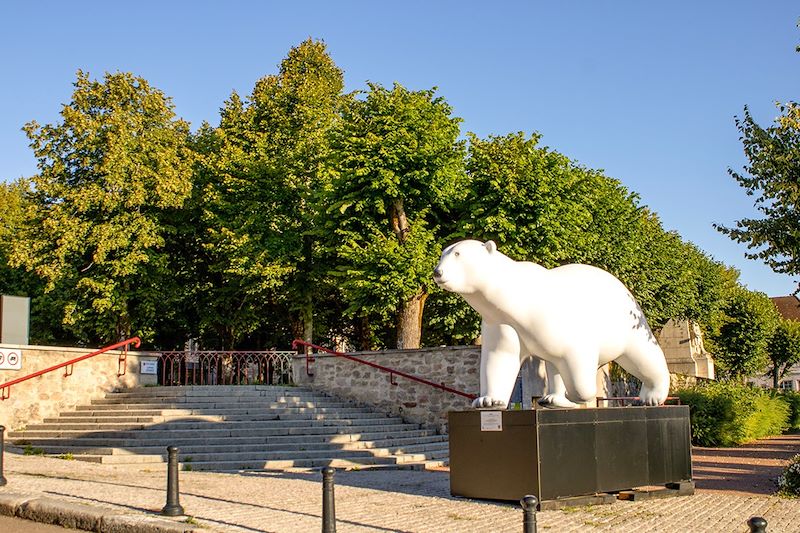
[433,239,670,408]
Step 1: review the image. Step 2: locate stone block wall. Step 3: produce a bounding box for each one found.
[293,346,480,433]
[0,343,158,431]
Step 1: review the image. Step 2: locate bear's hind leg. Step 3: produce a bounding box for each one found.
[616,344,670,406]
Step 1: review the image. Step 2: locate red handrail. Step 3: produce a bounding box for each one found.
[292,339,477,400]
[0,337,141,400]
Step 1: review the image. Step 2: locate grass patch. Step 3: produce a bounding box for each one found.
[23,445,45,456]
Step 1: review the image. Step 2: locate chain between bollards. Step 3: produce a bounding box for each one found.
[0,425,7,487]
[161,445,184,516]
[520,494,538,533]
[748,516,767,533]
[322,466,336,533]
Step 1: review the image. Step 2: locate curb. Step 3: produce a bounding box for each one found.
[0,492,203,532]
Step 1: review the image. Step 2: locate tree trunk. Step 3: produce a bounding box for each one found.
[357,316,372,351]
[389,197,428,349]
[773,366,780,389]
[397,289,427,349]
[301,298,313,345]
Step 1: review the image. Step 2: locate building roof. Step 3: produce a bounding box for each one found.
[771,295,800,321]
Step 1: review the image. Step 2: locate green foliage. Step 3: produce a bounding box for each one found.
[325,82,466,348]
[676,381,789,446]
[188,39,345,348]
[767,319,800,388]
[778,454,800,497]
[705,286,779,380]
[5,41,757,353]
[23,445,45,456]
[778,390,800,430]
[12,71,195,344]
[717,102,800,284]
[444,131,728,337]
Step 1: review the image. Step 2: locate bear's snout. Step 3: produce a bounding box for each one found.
[433,267,443,279]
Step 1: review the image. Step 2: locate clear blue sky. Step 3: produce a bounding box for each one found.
[2,1,799,296]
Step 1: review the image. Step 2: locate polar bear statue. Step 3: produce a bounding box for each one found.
[433,239,670,408]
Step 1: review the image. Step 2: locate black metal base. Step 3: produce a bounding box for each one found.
[448,406,693,503]
[161,503,185,517]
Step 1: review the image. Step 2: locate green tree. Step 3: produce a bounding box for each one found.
[766,317,800,388]
[326,82,466,349]
[194,39,344,349]
[436,131,728,341]
[706,286,780,380]
[12,71,195,343]
[0,179,32,296]
[717,102,800,284]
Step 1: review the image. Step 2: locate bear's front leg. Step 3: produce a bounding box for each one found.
[472,322,522,409]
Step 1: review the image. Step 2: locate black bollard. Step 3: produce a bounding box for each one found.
[322,466,336,533]
[748,517,767,533]
[0,425,7,487]
[520,494,538,533]
[161,446,184,516]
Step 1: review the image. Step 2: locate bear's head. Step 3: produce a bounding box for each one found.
[433,240,499,295]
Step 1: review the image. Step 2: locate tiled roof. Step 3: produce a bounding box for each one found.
[771,295,800,321]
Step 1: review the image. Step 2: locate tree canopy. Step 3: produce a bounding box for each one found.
[717,103,800,287]
[11,71,195,343]
[325,82,466,349]
[0,40,778,381]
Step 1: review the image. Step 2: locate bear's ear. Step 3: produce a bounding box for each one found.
[485,240,497,254]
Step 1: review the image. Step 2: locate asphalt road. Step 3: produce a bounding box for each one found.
[0,515,80,532]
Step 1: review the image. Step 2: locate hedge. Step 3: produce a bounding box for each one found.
[675,381,789,446]
[778,390,800,431]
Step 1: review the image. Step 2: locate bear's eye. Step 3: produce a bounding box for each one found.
[454,251,460,258]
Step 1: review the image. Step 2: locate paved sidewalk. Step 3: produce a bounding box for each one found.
[0,439,799,533]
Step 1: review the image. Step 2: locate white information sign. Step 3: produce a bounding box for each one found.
[480,410,503,432]
[0,349,22,370]
[140,360,158,375]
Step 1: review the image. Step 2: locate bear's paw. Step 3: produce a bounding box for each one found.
[471,396,507,409]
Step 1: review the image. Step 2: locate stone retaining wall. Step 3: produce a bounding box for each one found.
[293,346,711,433]
[0,344,158,431]
[293,346,480,433]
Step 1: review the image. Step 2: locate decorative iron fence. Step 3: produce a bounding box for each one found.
[155,351,296,386]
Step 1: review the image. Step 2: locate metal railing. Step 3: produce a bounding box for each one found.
[0,337,141,400]
[292,339,477,400]
[156,350,295,386]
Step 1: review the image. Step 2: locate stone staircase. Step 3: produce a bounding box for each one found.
[7,385,449,471]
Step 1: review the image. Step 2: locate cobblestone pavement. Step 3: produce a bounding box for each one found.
[1,437,799,533]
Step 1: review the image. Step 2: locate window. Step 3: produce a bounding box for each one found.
[779,380,795,391]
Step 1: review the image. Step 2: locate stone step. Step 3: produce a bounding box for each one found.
[27,415,405,432]
[108,386,311,398]
[41,411,389,426]
[61,405,372,418]
[89,394,332,406]
[69,453,441,470]
[67,444,448,465]
[13,385,450,471]
[19,435,449,457]
[11,429,441,449]
[9,422,422,440]
[72,401,356,416]
[47,409,387,424]
[78,400,355,411]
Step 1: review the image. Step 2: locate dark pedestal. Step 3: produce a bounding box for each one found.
[448,406,692,502]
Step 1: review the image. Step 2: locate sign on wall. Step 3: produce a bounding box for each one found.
[140,360,158,375]
[0,349,22,370]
